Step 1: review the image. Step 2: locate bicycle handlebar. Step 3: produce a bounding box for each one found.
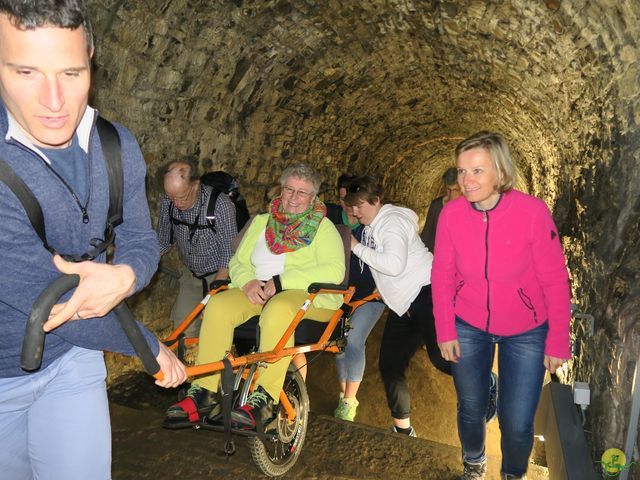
[21,274,161,378]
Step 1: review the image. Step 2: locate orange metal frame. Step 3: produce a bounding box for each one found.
[161,285,380,421]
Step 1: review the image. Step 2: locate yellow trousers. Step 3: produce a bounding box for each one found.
[194,288,334,401]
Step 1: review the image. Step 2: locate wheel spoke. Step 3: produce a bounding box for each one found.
[249,368,309,476]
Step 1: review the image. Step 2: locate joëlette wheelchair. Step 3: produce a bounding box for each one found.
[22,224,381,477]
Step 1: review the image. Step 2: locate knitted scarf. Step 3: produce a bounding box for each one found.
[265,197,326,254]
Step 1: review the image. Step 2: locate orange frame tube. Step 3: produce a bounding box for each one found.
[160,286,381,420]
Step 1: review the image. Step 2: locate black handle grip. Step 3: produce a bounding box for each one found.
[22,274,80,371]
[209,279,230,290]
[112,302,160,376]
[21,274,160,376]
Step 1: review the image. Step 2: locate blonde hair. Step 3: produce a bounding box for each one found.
[455,131,517,192]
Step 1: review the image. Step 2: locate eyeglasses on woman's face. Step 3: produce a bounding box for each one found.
[282,185,313,200]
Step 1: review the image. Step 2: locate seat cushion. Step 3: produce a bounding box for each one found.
[233,315,344,350]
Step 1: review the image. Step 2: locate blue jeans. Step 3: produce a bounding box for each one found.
[0,347,111,480]
[336,301,386,383]
[453,317,547,477]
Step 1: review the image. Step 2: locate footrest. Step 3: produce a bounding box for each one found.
[198,419,279,440]
[162,417,204,430]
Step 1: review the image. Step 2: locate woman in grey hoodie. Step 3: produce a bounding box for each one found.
[343,175,450,437]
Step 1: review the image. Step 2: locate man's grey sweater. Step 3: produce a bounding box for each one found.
[0,101,160,378]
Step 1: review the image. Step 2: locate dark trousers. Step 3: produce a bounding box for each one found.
[378,284,452,419]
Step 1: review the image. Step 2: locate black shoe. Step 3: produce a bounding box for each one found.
[164,384,220,428]
[231,386,275,430]
[485,372,498,423]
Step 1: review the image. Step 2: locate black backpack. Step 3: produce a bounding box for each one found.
[0,117,122,262]
[199,171,250,231]
[168,171,249,244]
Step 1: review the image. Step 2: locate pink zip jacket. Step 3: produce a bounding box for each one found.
[431,190,571,359]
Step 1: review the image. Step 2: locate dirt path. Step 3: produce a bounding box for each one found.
[109,314,548,479]
[110,355,548,480]
[111,401,549,480]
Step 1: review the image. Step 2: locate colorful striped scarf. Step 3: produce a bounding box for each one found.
[265,197,326,254]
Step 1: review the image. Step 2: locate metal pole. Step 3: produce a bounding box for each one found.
[620,357,640,480]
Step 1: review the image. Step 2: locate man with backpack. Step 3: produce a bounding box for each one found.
[0,1,187,478]
[157,159,239,335]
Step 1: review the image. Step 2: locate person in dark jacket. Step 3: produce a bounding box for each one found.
[421,166,499,432]
[420,167,461,253]
[326,173,359,228]
[0,2,186,478]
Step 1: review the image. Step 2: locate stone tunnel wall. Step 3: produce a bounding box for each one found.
[86,0,640,473]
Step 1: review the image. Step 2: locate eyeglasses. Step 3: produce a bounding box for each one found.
[282,185,313,199]
[347,184,363,193]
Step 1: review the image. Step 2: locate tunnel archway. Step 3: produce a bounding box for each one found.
[89,0,640,470]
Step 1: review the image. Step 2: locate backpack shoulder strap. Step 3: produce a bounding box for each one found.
[206,187,221,223]
[0,158,53,252]
[95,116,123,228]
[0,117,123,261]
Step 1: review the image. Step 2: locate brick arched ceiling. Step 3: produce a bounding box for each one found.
[89,0,636,216]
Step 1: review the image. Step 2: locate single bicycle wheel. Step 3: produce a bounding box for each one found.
[248,366,309,477]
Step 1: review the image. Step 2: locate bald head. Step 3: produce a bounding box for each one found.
[164,162,200,211]
[164,161,193,187]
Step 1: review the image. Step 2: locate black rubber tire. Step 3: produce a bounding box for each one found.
[248,366,309,477]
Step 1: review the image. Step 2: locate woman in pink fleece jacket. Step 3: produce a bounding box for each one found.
[432,131,571,480]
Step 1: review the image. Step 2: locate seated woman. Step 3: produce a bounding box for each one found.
[165,163,345,430]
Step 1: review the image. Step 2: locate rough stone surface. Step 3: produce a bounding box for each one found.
[84,1,640,476]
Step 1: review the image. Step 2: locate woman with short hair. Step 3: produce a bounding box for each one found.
[327,174,386,422]
[432,131,571,480]
[165,163,345,430]
[343,175,449,436]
